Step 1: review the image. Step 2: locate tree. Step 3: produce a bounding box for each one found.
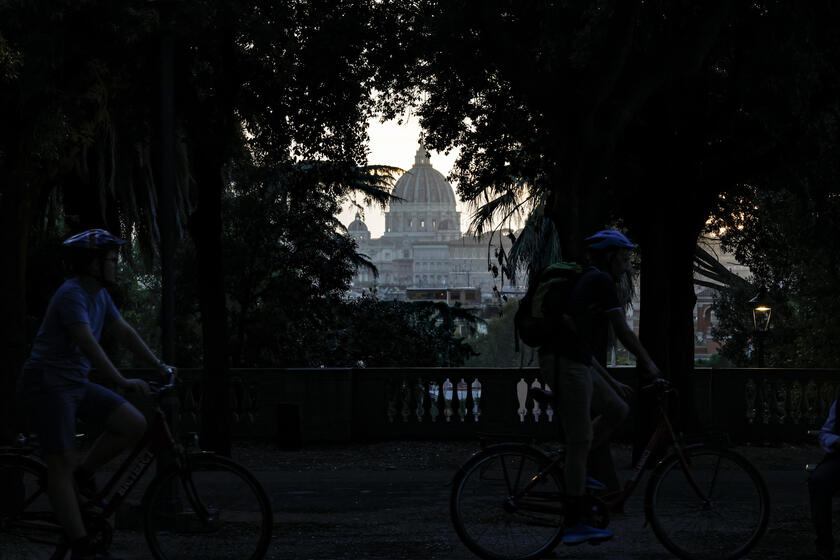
[374,2,840,449]
[0,1,397,452]
[708,187,840,368]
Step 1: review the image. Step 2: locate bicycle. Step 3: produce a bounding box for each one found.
[450,378,770,560]
[0,373,273,560]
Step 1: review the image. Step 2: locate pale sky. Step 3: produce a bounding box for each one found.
[339,113,465,238]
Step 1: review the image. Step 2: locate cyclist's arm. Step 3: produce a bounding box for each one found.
[107,317,172,374]
[606,309,661,379]
[591,357,633,401]
[66,322,131,389]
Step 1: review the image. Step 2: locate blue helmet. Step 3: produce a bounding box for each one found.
[585,230,636,251]
[63,229,126,250]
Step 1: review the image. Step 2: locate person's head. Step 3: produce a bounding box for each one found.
[585,229,636,281]
[64,229,126,286]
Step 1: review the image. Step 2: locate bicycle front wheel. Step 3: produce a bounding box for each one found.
[450,443,565,560]
[0,453,68,560]
[645,445,769,560]
[143,454,272,560]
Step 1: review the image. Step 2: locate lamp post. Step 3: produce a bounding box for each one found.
[749,290,773,367]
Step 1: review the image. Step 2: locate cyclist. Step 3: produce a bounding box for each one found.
[809,397,840,560]
[16,229,174,560]
[538,229,661,545]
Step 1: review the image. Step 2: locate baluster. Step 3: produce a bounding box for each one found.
[517,379,528,422]
[185,381,199,424]
[761,379,772,424]
[790,381,803,424]
[775,382,788,424]
[247,383,258,423]
[821,383,835,420]
[401,380,411,423]
[429,381,440,422]
[457,379,468,422]
[531,379,542,422]
[544,383,554,422]
[387,379,398,423]
[471,379,482,422]
[230,380,240,424]
[443,379,454,422]
[415,379,426,422]
[745,378,757,424]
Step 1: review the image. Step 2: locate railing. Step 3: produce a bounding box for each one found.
[119,367,840,445]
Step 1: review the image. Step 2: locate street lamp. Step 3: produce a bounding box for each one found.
[749,290,773,367]
[750,291,773,333]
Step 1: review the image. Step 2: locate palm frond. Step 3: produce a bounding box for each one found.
[506,206,563,283]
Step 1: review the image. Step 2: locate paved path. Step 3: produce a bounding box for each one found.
[107,463,816,559]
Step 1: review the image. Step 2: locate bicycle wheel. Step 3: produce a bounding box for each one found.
[645,445,769,560]
[143,454,272,560]
[0,454,68,560]
[451,443,565,560]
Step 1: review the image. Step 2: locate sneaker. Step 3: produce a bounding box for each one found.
[585,476,607,491]
[562,523,613,546]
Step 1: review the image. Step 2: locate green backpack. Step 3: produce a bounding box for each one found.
[514,262,583,350]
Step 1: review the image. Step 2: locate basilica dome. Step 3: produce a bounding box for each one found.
[391,147,457,205]
[347,212,370,241]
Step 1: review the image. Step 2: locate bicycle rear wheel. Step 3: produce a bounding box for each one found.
[0,454,68,560]
[143,454,272,560]
[450,443,565,560]
[645,445,769,560]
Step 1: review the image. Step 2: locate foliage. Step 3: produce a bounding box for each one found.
[222,160,391,368]
[466,299,532,368]
[333,296,477,368]
[708,187,840,367]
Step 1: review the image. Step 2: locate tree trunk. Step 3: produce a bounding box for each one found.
[190,162,232,457]
[0,180,34,443]
[632,210,701,461]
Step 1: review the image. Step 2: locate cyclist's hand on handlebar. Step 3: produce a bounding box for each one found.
[156,361,177,377]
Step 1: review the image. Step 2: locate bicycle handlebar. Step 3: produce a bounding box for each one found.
[149,371,179,396]
[641,377,677,395]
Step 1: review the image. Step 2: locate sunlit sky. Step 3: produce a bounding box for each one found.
[338,113,465,238]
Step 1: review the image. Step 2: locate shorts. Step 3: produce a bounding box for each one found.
[18,369,127,453]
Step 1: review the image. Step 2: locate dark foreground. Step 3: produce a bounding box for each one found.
[96,441,821,559]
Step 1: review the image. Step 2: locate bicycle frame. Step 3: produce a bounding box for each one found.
[512,385,712,516]
[93,406,180,519]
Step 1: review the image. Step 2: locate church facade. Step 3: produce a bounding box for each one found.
[347,147,514,300]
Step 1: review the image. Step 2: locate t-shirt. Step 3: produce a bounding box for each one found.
[820,399,840,454]
[546,267,622,363]
[24,278,121,385]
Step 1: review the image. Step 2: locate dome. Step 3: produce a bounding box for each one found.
[391,147,457,205]
[348,212,369,232]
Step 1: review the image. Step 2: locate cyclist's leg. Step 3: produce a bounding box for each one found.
[587,370,629,493]
[45,450,87,540]
[809,453,840,557]
[554,357,593,497]
[29,385,89,542]
[589,370,629,452]
[77,384,143,474]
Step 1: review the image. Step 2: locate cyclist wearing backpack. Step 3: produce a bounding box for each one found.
[17,229,174,560]
[539,229,661,545]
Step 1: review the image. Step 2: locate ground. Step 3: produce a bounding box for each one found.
[96,439,825,559]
